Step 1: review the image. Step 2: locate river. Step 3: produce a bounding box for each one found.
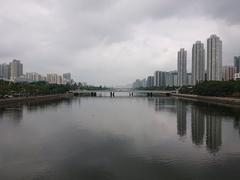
[0,96,240,179]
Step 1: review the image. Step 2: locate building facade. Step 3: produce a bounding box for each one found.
[0,63,10,80]
[146,76,154,88]
[192,41,205,85]
[9,60,23,81]
[234,56,240,73]
[47,74,58,84]
[154,71,166,87]
[63,73,71,80]
[187,73,192,86]
[177,48,187,86]
[26,72,43,82]
[234,73,240,80]
[207,35,222,81]
[222,66,236,81]
[9,59,23,81]
[171,71,178,87]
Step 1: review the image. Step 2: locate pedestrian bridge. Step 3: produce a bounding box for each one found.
[69,89,176,97]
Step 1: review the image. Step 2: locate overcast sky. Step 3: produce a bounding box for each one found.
[0,0,240,86]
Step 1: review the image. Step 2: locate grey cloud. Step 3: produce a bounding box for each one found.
[0,0,240,85]
[199,0,240,24]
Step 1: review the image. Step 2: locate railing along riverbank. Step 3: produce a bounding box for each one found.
[173,93,240,106]
[0,93,74,105]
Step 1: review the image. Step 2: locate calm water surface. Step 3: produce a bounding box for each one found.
[0,96,240,180]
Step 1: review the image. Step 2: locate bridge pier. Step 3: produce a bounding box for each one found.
[129,92,134,96]
[147,92,153,97]
[90,92,97,97]
[110,92,115,97]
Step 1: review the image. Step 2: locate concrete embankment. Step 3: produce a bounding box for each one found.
[0,93,74,105]
[173,93,240,106]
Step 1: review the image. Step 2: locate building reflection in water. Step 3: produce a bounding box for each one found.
[233,117,240,135]
[0,106,23,123]
[176,101,187,137]
[150,97,231,154]
[153,98,176,113]
[191,106,205,145]
[206,112,222,153]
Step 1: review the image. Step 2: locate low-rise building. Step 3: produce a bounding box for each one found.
[234,73,240,80]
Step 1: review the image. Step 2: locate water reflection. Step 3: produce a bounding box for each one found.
[176,101,187,137]
[0,106,23,123]
[191,106,204,145]
[25,98,74,112]
[152,97,240,154]
[0,97,240,179]
[153,98,176,113]
[206,112,222,153]
[234,117,240,135]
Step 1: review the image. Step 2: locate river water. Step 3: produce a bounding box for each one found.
[0,96,240,180]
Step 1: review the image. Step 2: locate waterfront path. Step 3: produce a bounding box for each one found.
[174,93,240,106]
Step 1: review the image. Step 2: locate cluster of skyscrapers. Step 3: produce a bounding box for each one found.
[133,34,240,88]
[0,60,73,85]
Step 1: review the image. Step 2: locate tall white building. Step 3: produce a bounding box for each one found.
[177,48,187,86]
[10,59,23,81]
[207,35,222,81]
[192,41,205,85]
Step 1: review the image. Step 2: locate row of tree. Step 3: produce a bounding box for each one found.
[179,81,240,97]
[0,80,109,97]
[0,80,77,97]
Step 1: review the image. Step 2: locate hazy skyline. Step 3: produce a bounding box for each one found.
[0,0,240,86]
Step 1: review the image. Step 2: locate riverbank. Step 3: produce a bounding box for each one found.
[173,93,240,106]
[0,93,74,105]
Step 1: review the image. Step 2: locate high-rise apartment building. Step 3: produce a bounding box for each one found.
[146,76,154,88]
[0,63,10,80]
[165,72,173,87]
[177,48,187,86]
[192,41,205,85]
[154,71,166,87]
[207,35,222,81]
[10,59,23,81]
[234,56,240,73]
